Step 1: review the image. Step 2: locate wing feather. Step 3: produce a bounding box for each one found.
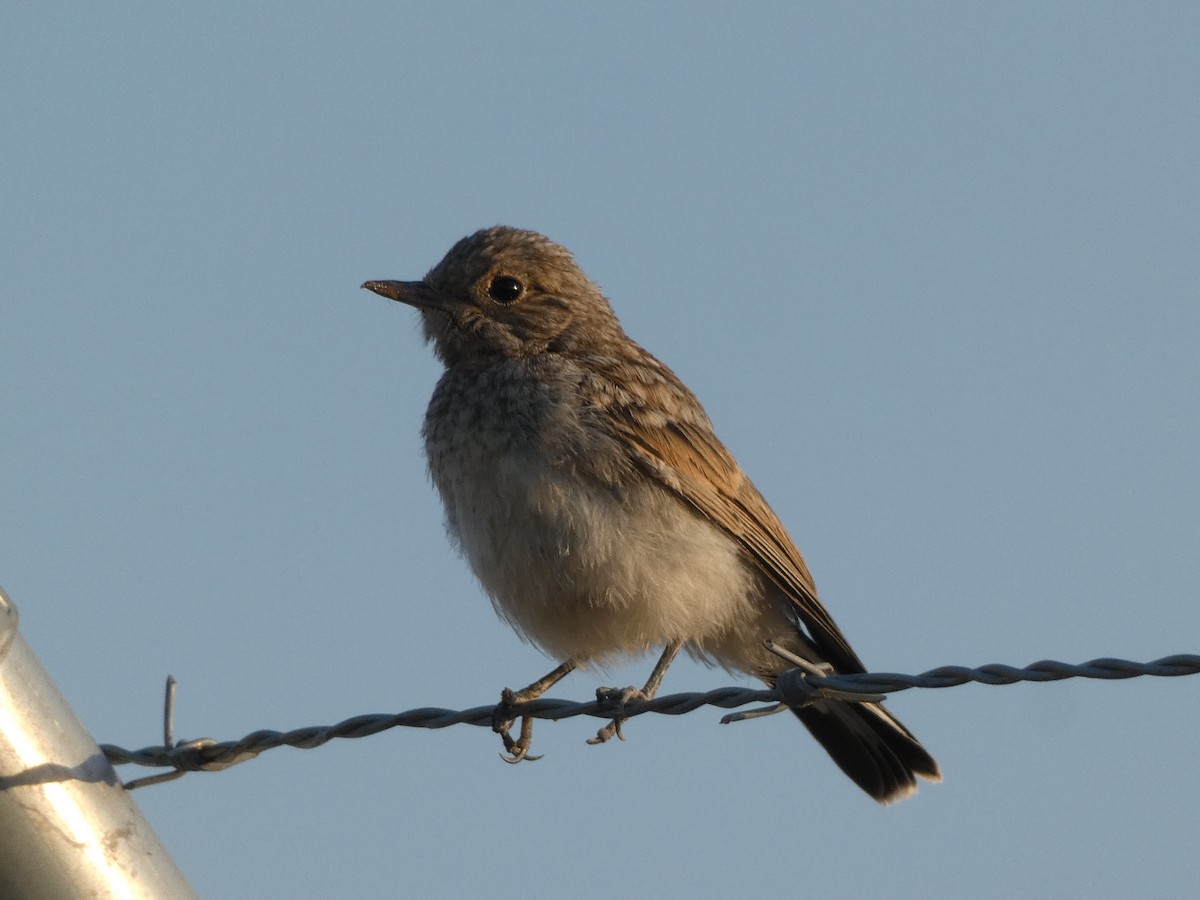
[607,403,866,674]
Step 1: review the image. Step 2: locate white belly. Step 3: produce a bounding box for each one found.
[435,440,762,662]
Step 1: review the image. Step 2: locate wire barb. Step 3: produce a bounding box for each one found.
[122,675,186,790]
[105,653,1200,788]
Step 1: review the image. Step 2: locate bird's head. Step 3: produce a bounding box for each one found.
[363,226,624,366]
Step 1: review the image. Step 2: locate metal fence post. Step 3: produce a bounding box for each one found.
[0,585,196,899]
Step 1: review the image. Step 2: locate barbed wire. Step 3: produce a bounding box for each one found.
[103,652,1200,789]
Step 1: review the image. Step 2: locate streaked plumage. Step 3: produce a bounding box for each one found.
[363,226,940,802]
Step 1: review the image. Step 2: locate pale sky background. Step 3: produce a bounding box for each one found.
[3,4,1199,898]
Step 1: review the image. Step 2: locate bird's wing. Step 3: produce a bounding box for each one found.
[610,406,867,675]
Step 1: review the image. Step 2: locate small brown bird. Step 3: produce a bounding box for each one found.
[364,226,939,802]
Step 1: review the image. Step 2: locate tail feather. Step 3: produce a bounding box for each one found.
[791,700,941,804]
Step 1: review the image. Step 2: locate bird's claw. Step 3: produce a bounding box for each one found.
[493,688,542,763]
[588,685,646,746]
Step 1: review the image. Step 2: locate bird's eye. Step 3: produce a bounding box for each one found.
[487,275,524,305]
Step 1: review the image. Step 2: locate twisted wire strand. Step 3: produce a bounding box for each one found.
[102,653,1200,788]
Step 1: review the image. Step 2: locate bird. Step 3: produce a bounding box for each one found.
[362,226,940,803]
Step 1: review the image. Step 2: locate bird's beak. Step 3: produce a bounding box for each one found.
[361,280,445,311]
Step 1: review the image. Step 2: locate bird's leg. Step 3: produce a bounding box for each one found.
[589,640,684,745]
[493,659,577,763]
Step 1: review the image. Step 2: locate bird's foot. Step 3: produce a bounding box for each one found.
[489,661,578,764]
[587,685,649,745]
[492,687,542,763]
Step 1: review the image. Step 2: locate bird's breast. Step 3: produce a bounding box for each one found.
[420,359,758,662]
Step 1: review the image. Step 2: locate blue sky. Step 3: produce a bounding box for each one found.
[3,4,1199,897]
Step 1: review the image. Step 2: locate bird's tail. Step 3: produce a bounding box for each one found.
[786,695,941,804]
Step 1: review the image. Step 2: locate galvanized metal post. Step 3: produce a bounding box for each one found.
[0,585,196,899]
